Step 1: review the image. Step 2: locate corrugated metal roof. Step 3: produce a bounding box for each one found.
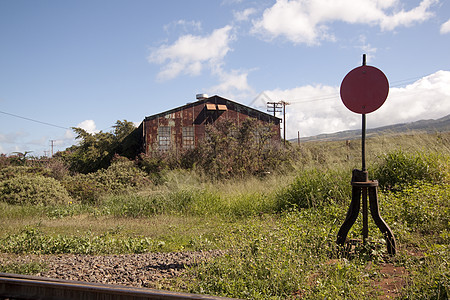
[144,95,281,123]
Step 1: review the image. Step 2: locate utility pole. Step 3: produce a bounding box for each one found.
[266,102,282,117]
[279,101,290,146]
[267,101,283,145]
[50,140,56,157]
[267,101,290,145]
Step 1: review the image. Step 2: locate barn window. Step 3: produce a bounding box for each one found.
[182,126,194,149]
[206,103,216,110]
[158,126,171,151]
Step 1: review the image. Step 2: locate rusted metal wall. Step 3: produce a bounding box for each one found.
[143,96,281,155]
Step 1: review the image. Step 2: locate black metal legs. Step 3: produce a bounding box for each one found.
[368,186,396,255]
[337,169,396,255]
[336,186,361,246]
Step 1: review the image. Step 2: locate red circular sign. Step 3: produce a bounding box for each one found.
[340,65,389,114]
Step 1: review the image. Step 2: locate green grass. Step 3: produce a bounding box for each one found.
[181,208,386,299]
[0,261,47,275]
[0,132,449,299]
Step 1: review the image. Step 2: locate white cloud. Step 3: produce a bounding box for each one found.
[0,133,7,146]
[163,20,202,34]
[148,25,234,81]
[380,0,437,30]
[252,0,437,45]
[64,129,75,139]
[261,85,347,138]
[221,0,244,5]
[0,131,28,149]
[357,35,377,60]
[234,8,257,22]
[259,70,450,138]
[374,70,450,125]
[77,120,98,134]
[149,24,253,98]
[208,67,255,100]
[440,19,450,34]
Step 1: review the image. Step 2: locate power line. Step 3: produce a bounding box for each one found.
[389,75,426,87]
[289,94,340,104]
[0,110,69,130]
[283,72,438,105]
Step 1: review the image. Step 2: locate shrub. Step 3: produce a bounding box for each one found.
[275,168,350,210]
[0,154,12,169]
[62,159,152,204]
[0,175,72,205]
[93,159,152,191]
[0,160,69,181]
[44,158,70,180]
[193,118,292,179]
[136,154,169,185]
[372,150,446,191]
[61,174,106,204]
[0,165,52,181]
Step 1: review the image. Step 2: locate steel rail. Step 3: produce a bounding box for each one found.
[0,272,239,300]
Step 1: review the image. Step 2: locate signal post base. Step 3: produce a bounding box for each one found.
[337,169,396,256]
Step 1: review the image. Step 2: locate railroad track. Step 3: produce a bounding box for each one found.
[0,272,238,300]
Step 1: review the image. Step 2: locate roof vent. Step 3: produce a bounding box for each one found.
[196,93,209,100]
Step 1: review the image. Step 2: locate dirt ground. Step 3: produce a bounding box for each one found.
[374,262,407,299]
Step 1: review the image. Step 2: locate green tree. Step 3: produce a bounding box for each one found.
[113,120,137,141]
[62,120,136,173]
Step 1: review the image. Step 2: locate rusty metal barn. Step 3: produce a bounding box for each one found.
[135,94,281,155]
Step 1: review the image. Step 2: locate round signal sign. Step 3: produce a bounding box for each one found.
[340,65,389,114]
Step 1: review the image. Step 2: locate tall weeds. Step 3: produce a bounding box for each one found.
[275,168,350,210]
[372,150,447,191]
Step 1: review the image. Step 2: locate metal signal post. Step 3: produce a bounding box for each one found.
[336,54,396,255]
[361,54,367,171]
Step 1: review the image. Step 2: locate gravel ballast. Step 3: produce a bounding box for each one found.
[0,251,221,288]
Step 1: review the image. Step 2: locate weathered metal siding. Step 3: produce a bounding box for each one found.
[193,103,205,144]
[143,118,157,154]
[174,110,182,149]
[143,96,281,155]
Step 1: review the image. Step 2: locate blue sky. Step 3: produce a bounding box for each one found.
[1,0,449,156]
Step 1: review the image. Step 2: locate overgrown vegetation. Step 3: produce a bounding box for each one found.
[372,150,447,191]
[0,175,71,205]
[0,126,449,299]
[57,120,137,174]
[139,118,292,179]
[0,226,155,254]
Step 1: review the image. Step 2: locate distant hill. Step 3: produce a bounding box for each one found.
[297,114,450,142]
